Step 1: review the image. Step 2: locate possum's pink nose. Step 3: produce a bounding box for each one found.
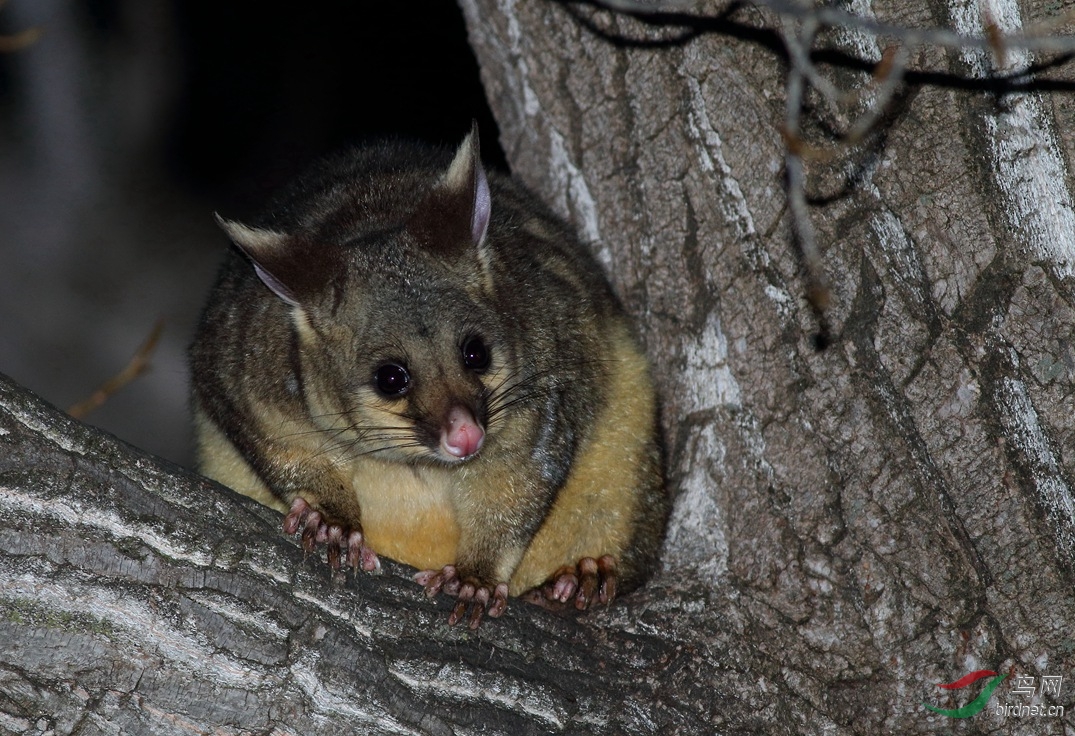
[441,406,484,459]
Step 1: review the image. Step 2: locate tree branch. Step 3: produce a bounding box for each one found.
[0,372,734,733]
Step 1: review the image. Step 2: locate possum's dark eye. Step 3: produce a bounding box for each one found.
[462,336,490,372]
[373,363,410,397]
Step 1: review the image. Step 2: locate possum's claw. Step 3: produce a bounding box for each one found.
[415,565,509,629]
[283,496,380,573]
[414,564,460,596]
[523,555,618,611]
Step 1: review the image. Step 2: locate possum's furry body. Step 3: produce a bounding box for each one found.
[190,127,668,624]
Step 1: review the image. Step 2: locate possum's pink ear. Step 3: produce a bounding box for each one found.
[408,122,492,268]
[217,214,342,309]
[216,215,301,306]
[442,121,491,248]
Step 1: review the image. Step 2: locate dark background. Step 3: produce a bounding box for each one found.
[0,0,501,466]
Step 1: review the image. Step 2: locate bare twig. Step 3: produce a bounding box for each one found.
[755,0,1075,55]
[588,0,1075,53]
[67,320,166,420]
[841,46,908,146]
[586,0,1075,338]
[584,0,698,11]
[0,27,41,52]
[780,17,832,326]
[0,0,42,53]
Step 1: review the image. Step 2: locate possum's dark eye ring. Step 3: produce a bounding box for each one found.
[462,336,490,372]
[373,363,410,397]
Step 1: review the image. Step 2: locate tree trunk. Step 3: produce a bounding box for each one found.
[454,0,1075,731]
[3,0,1075,733]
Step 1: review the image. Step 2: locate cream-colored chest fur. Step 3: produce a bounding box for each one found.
[194,402,461,570]
[346,459,460,570]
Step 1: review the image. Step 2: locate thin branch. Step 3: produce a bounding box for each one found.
[0,26,41,52]
[67,320,166,420]
[0,0,41,53]
[593,0,1075,54]
[581,0,1075,343]
[780,17,832,324]
[841,46,908,145]
[758,0,1075,55]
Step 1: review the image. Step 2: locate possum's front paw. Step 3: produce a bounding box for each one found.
[522,555,618,611]
[415,565,509,629]
[282,496,381,573]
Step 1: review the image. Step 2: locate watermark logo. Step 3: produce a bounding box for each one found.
[923,670,1007,718]
[993,674,1066,719]
[923,670,1066,720]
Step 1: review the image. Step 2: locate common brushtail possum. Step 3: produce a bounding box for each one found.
[190,125,668,627]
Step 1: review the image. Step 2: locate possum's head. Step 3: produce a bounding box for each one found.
[218,125,519,466]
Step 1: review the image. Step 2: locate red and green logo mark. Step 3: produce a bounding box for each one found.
[923,670,1007,718]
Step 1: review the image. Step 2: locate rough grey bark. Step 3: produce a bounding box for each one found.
[0,373,698,734]
[4,0,1075,734]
